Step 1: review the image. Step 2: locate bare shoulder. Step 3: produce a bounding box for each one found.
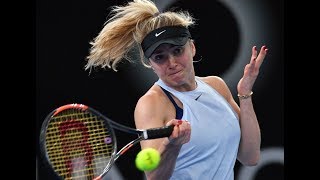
[198,76,231,100]
[135,85,167,111]
[199,76,225,85]
[198,76,240,116]
[134,85,173,129]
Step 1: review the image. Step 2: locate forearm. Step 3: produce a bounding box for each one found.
[145,140,182,180]
[237,97,261,166]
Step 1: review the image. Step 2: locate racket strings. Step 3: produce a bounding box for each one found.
[45,108,115,179]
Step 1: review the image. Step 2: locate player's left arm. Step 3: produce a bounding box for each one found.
[236,45,268,166]
[203,74,261,166]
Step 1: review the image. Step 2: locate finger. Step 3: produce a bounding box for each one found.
[167,119,183,139]
[177,121,191,142]
[250,46,257,63]
[184,129,191,143]
[243,53,256,75]
[170,125,180,138]
[255,45,268,67]
[166,119,183,126]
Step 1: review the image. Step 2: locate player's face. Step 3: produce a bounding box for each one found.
[149,40,196,90]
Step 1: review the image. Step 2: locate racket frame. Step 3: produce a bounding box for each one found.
[39,103,173,180]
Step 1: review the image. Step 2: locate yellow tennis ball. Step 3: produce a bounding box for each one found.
[135,148,161,171]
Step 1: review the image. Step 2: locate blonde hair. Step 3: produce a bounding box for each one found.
[85,0,195,72]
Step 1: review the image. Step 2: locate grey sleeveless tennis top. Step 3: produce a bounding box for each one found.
[155,77,240,180]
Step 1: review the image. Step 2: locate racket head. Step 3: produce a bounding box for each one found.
[39,103,117,180]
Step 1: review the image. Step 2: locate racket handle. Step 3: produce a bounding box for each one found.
[145,125,174,139]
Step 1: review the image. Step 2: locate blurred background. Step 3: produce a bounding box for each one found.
[36,0,284,179]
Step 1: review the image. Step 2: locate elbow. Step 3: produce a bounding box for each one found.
[239,151,260,166]
[243,158,259,166]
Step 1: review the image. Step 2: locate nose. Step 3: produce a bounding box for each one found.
[168,54,178,68]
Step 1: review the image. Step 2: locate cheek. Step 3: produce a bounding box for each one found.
[181,53,193,64]
[181,54,194,70]
[152,65,166,76]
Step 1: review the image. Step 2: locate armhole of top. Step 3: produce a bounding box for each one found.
[160,87,183,119]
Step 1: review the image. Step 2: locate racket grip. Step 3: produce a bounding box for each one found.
[145,125,174,139]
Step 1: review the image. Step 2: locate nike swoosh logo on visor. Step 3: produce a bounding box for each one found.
[155,30,166,37]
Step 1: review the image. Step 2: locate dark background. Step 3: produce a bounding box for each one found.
[36,0,284,179]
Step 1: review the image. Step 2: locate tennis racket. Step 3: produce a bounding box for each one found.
[39,103,173,180]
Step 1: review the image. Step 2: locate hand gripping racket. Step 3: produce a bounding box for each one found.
[39,103,173,180]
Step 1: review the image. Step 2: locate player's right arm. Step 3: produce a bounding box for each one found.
[134,85,191,180]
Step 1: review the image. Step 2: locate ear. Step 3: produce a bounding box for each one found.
[190,41,196,57]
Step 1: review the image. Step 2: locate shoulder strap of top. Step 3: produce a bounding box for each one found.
[160,87,183,119]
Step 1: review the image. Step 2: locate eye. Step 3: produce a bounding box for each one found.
[151,54,168,64]
[172,46,184,56]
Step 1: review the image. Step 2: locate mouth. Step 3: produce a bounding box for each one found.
[169,70,182,76]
